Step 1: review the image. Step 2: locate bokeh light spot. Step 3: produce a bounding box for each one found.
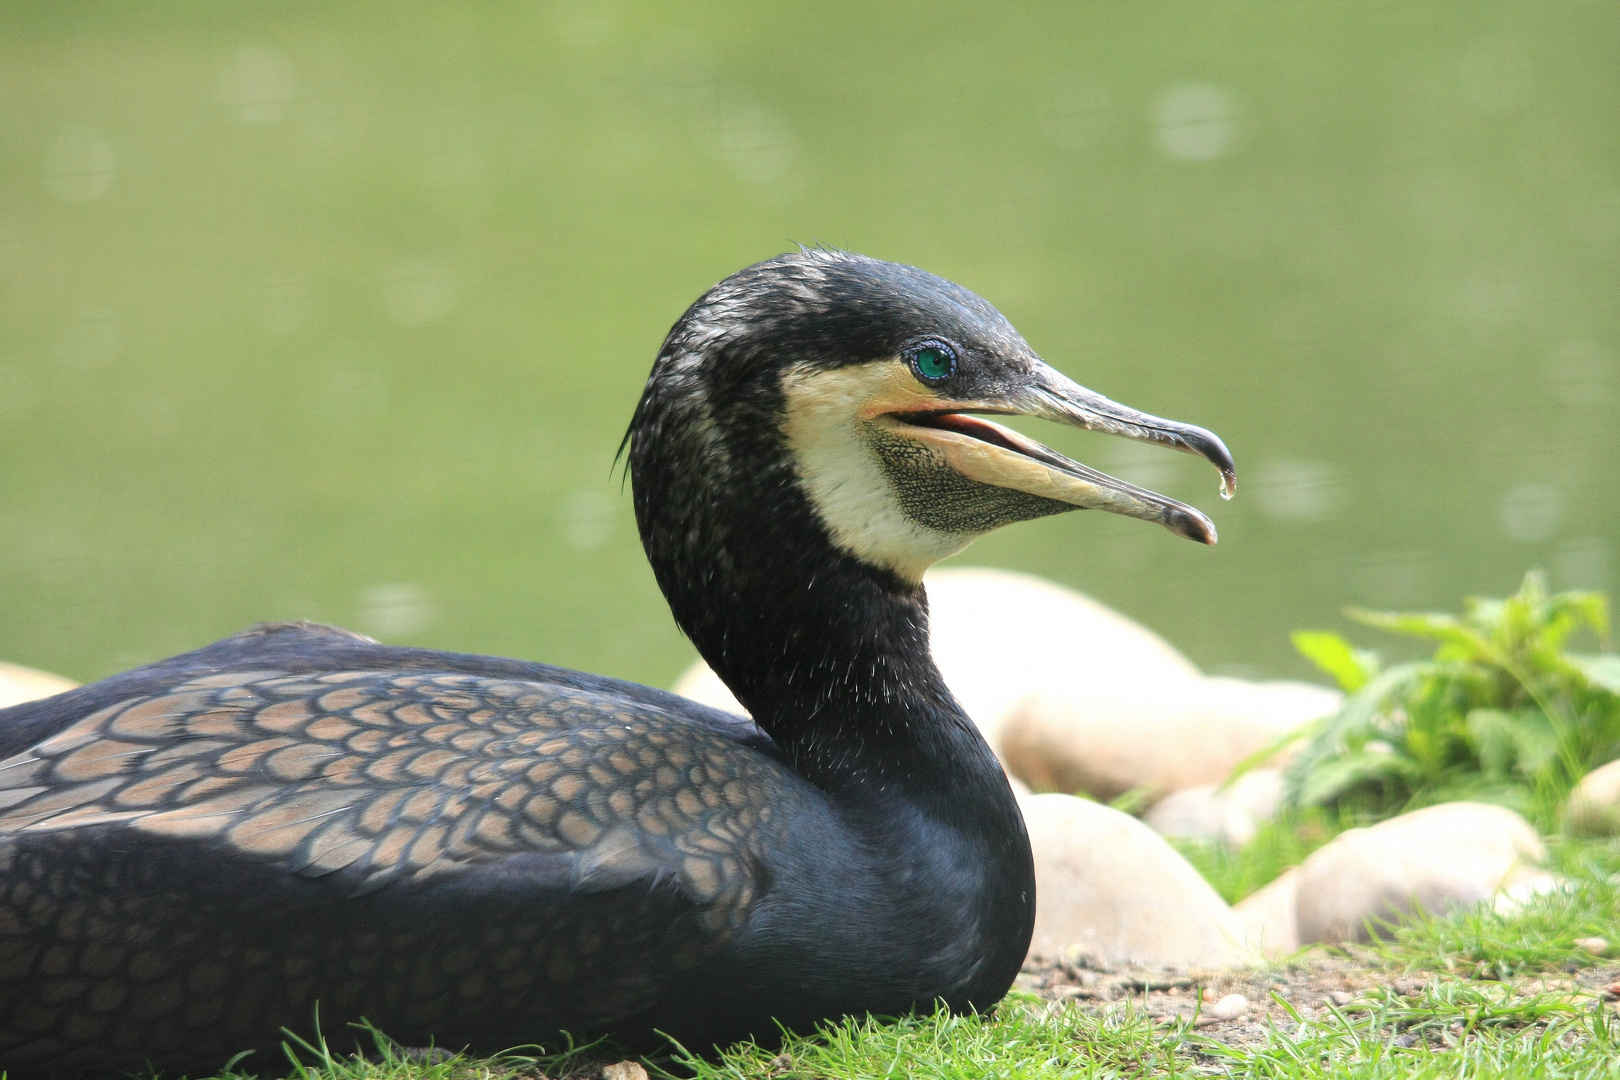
[380,260,457,327]
[55,309,123,369]
[702,97,801,195]
[1556,537,1610,593]
[561,490,617,550]
[555,0,625,48]
[359,583,436,639]
[1253,459,1343,522]
[217,45,297,124]
[1498,483,1561,543]
[1154,83,1234,161]
[1547,341,1613,408]
[44,125,116,201]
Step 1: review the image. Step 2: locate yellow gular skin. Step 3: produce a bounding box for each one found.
[780,360,970,583]
[781,358,1218,581]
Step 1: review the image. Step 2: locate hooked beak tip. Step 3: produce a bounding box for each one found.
[1183,429,1237,501]
[1170,507,1219,546]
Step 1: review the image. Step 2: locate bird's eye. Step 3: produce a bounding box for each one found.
[909,343,957,383]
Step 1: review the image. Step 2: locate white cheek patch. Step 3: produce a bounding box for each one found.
[779,362,978,583]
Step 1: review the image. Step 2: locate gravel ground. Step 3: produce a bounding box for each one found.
[1018,952,1620,1049]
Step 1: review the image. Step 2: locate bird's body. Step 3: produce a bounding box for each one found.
[0,624,1015,1070]
[0,251,1232,1075]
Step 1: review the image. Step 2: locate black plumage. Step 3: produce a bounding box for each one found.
[0,250,1233,1075]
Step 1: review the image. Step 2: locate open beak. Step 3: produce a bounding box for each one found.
[885,360,1236,544]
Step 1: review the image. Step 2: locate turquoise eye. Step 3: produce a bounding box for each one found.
[911,345,956,381]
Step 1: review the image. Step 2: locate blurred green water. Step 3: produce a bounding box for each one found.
[0,2,1615,690]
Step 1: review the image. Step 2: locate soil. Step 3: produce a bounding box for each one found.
[1017,951,1620,1049]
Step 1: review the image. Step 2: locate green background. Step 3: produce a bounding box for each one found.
[1,2,1615,688]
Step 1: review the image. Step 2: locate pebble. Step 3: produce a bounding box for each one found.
[916,567,1202,761]
[1144,769,1285,848]
[1574,937,1609,956]
[674,567,1198,736]
[1491,873,1568,915]
[1207,993,1248,1020]
[670,662,743,716]
[597,1064,648,1080]
[0,660,77,710]
[673,569,1205,757]
[1017,793,1251,969]
[1565,759,1620,837]
[672,568,1341,801]
[1002,676,1340,801]
[1294,802,1547,944]
[1232,867,1299,958]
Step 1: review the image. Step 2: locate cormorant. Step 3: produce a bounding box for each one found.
[0,250,1234,1075]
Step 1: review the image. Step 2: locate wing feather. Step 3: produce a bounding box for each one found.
[0,667,777,919]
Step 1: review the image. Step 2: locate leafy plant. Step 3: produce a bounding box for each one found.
[1282,572,1620,832]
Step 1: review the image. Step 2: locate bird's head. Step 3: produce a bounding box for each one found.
[628,250,1234,601]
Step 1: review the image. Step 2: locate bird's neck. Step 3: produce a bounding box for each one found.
[628,392,1010,805]
[670,540,1002,809]
[737,578,931,777]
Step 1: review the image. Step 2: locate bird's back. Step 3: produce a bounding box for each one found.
[0,623,822,1074]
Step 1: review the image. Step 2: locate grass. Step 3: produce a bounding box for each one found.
[1365,836,1620,979]
[181,838,1620,1080]
[682,986,1620,1079]
[1170,807,1352,904]
[674,1002,1187,1080]
[1203,1002,1620,1080]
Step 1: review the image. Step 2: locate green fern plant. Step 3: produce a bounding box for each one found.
[1280,572,1620,832]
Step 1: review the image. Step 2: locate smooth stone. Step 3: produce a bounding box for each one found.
[670,660,741,716]
[1295,802,1548,944]
[911,568,1201,756]
[1207,992,1248,1020]
[1575,937,1609,956]
[1018,793,1252,969]
[0,661,78,710]
[1224,767,1285,822]
[671,567,1200,752]
[672,568,1339,802]
[1564,759,1620,836]
[1002,679,1340,801]
[1143,785,1254,848]
[1490,872,1567,915]
[1143,769,1285,848]
[1232,867,1300,959]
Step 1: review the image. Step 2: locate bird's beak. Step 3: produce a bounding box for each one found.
[886,360,1236,544]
